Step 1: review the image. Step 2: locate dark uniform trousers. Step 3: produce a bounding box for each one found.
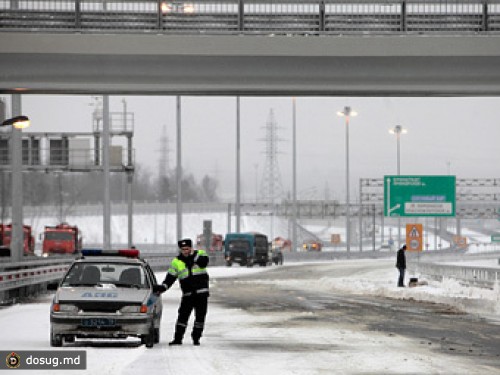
[174,292,209,342]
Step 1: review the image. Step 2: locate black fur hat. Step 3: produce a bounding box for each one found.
[178,238,192,248]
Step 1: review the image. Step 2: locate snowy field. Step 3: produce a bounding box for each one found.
[1,260,499,374]
[27,211,500,254]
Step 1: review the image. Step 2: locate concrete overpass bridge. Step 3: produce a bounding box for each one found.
[1,0,500,96]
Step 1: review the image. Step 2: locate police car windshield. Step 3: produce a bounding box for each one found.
[62,262,148,288]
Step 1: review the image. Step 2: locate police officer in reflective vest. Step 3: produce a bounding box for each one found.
[162,238,209,346]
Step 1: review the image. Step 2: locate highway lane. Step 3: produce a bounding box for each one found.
[1,262,499,374]
[211,262,500,373]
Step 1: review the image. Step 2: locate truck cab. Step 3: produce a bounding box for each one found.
[0,223,35,255]
[42,223,82,256]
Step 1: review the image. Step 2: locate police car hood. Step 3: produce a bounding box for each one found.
[57,286,149,303]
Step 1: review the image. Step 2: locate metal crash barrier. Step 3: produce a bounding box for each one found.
[0,258,72,303]
[409,261,500,288]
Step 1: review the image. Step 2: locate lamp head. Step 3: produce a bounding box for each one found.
[337,106,357,117]
[389,125,408,135]
[1,115,30,129]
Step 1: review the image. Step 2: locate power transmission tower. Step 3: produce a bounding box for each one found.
[157,123,172,205]
[158,124,171,180]
[259,109,285,203]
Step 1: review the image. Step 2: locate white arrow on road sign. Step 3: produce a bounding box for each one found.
[389,204,400,215]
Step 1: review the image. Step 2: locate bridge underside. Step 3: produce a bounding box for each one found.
[1,33,500,96]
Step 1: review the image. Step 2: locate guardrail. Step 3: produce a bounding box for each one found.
[0,256,74,272]
[409,261,500,288]
[282,249,500,288]
[0,264,70,292]
[1,0,500,35]
[0,256,72,302]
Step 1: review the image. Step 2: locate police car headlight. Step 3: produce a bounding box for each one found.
[53,303,78,313]
[121,305,148,313]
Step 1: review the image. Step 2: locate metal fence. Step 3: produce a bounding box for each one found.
[1,0,500,34]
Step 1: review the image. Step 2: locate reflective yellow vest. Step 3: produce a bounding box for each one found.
[164,250,209,296]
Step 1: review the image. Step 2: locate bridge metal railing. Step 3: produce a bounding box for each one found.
[1,0,500,35]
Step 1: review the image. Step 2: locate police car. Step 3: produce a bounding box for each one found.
[48,249,164,348]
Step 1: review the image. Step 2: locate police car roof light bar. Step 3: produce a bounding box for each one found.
[81,248,140,258]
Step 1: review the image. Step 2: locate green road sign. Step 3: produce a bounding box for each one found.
[491,235,500,242]
[384,175,456,217]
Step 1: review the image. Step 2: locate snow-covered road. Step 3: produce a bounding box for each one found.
[1,260,499,374]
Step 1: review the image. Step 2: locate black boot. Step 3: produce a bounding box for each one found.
[169,322,186,346]
[192,322,203,346]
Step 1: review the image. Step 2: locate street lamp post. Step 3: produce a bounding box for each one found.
[389,125,407,175]
[292,97,297,253]
[1,112,30,262]
[337,106,357,254]
[389,125,407,248]
[235,96,241,233]
[176,95,182,240]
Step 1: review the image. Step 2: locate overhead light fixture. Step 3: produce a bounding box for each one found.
[1,115,30,129]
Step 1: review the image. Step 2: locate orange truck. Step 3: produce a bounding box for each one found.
[0,223,35,255]
[42,223,82,256]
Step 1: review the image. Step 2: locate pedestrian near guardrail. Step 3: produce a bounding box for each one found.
[396,244,407,287]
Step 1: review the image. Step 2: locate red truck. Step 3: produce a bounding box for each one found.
[42,223,82,256]
[0,223,35,255]
[196,233,223,252]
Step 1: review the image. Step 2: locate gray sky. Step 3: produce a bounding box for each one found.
[2,94,499,201]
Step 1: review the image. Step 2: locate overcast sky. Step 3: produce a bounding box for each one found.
[1,94,499,201]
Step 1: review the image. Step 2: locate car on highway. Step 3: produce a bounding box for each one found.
[48,248,164,348]
[302,240,322,252]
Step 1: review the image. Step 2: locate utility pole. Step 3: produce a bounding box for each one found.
[236,96,241,232]
[176,96,182,240]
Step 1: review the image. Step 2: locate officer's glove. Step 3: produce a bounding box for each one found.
[156,284,168,294]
